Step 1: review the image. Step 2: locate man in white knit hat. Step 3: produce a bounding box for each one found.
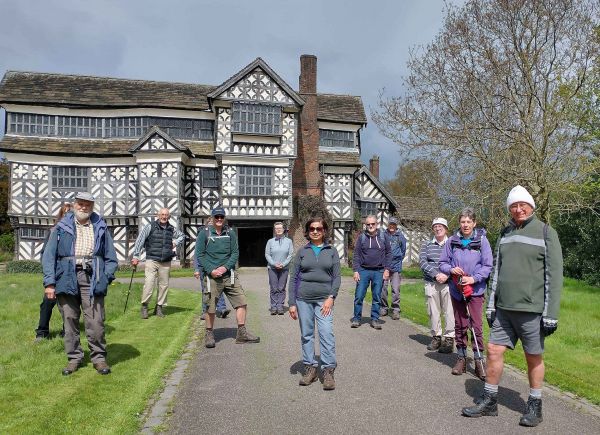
[462,185,563,428]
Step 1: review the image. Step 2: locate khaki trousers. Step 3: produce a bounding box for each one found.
[141,259,171,306]
[58,270,107,364]
[424,281,455,338]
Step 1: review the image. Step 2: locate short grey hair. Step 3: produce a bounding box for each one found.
[365,214,378,222]
[459,207,476,221]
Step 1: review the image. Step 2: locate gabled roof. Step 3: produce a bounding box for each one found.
[207,57,305,106]
[318,151,362,166]
[0,71,216,110]
[129,126,192,156]
[356,166,400,209]
[317,94,366,125]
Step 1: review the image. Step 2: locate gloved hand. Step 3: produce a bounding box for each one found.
[541,317,558,336]
[486,308,496,328]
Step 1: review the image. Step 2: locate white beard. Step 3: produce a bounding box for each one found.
[75,210,91,221]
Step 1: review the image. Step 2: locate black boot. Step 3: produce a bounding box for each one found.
[519,396,543,427]
[462,391,498,417]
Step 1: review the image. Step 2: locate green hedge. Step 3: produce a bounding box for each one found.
[6,260,43,274]
[0,233,14,253]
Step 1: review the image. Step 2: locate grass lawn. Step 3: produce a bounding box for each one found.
[0,273,200,434]
[368,278,600,405]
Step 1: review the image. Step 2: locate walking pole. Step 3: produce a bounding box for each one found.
[463,293,486,379]
[124,265,136,314]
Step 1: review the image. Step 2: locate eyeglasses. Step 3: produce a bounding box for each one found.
[309,226,324,233]
[366,223,377,227]
[213,215,225,220]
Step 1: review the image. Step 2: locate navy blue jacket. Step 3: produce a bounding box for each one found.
[42,211,118,298]
[387,230,407,273]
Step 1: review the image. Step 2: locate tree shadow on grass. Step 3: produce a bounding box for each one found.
[464,378,526,413]
[105,343,141,366]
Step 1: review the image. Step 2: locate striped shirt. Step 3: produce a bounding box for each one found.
[74,219,94,264]
[132,222,185,259]
[419,236,447,282]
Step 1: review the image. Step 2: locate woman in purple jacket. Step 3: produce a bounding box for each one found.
[439,207,492,380]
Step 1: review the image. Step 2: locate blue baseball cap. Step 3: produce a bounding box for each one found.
[211,206,226,217]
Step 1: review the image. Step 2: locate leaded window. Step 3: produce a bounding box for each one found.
[360,201,378,218]
[319,129,355,148]
[51,167,89,190]
[57,116,103,137]
[238,166,272,196]
[201,168,219,188]
[106,117,148,137]
[149,118,214,140]
[232,103,281,135]
[9,113,55,135]
[19,227,47,239]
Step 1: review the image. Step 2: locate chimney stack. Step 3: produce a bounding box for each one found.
[369,155,380,179]
[293,55,321,196]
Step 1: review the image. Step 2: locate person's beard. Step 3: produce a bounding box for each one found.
[75,209,91,221]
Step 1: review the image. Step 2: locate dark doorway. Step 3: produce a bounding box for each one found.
[235,226,273,267]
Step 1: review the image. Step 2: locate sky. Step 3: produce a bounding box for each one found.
[0,0,458,181]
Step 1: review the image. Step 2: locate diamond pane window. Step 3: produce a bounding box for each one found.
[319,129,355,148]
[51,167,89,190]
[201,168,219,188]
[232,103,281,135]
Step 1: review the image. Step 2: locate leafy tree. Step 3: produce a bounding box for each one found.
[385,158,441,198]
[373,0,600,229]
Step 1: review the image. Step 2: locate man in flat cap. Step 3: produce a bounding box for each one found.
[379,217,407,320]
[42,192,117,376]
[194,206,260,348]
[462,185,563,427]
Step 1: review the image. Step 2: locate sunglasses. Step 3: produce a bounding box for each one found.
[309,226,324,233]
[366,223,377,226]
[213,215,225,220]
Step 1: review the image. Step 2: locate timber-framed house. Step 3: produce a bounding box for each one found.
[0,55,399,266]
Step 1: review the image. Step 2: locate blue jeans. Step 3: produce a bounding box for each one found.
[296,299,336,369]
[203,293,227,314]
[353,269,384,321]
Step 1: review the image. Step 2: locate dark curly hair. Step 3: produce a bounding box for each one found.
[304,217,329,242]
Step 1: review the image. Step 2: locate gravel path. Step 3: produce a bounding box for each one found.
[130,269,600,435]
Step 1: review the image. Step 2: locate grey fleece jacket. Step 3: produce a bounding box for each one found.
[288,243,341,306]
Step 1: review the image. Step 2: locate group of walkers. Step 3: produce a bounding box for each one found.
[38,184,562,427]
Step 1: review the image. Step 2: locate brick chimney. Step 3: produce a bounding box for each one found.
[293,55,321,196]
[369,155,380,179]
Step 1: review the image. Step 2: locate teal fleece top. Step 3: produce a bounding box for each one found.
[487,215,563,319]
[195,226,238,276]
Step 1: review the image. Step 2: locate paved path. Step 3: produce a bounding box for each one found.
[145,269,599,434]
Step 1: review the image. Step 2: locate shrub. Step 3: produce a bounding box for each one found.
[6,260,43,274]
[0,233,14,252]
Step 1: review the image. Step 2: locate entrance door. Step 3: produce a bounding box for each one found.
[236,226,273,267]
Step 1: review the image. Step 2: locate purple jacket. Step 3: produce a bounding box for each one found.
[439,228,493,301]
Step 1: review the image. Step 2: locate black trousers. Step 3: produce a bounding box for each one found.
[35,294,64,338]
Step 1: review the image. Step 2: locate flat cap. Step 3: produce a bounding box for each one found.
[74,192,95,202]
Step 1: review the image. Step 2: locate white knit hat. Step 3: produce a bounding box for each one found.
[506,185,535,210]
[431,217,448,229]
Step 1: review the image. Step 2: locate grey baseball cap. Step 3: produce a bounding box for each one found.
[74,192,95,202]
[388,217,399,225]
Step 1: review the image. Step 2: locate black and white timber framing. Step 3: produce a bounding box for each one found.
[0,56,400,265]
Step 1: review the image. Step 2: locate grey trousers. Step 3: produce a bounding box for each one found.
[267,268,289,310]
[57,270,107,364]
[381,271,401,313]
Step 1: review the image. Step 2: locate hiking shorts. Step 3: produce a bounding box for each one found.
[205,274,247,313]
[489,308,544,355]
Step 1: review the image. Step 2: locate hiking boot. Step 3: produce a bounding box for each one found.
[299,364,318,386]
[155,305,165,318]
[270,308,277,315]
[391,311,400,320]
[350,318,360,328]
[474,358,486,381]
[62,360,80,376]
[93,361,111,375]
[452,357,467,375]
[200,312,206,321]
[438,337,454,354]
[427,336,442,351]
[379,308,388,317]
[322,367,336,390]
[277,308,284,315]
[35,335,49,343]
[370,320,382,330]
[221,309,231,319]
[215,311,223,318]
[205,329,215,348]
[236,325,260,344]
[519,396,543,427]
[462,391,498,417]
[141,304,148,319]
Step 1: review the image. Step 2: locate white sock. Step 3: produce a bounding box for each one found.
[484,383,499,394]
[529,388,542,399]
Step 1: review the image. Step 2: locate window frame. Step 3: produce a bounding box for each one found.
[319,129,355,149]
[231,102,282,136]
[237,166,273,196]
[51,166,90,191]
